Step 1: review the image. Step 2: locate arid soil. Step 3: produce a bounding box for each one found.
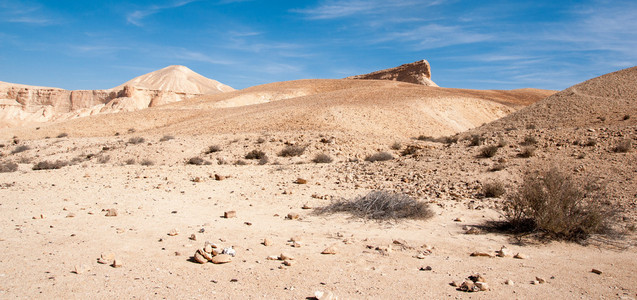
[0,70,635,299]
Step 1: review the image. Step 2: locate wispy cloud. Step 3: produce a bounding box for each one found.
[293,0,444,20]
[172,49,236,65]
[126,0,198,27]
[373,24,492,49]
[0,1,58,26]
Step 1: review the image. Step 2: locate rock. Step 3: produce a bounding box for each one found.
[279,253,294,261]
[204,244,213,253]
[321,246,337,255]
[168,229,179,236]
[290,236,303,242]
[286,212,300,220]
[262,238,272,246]
[214,174,225,181]
[465,227,481,234]
[470,252,495,258]
[111,259,122,268]
[105,208,117,217]
[454,217,463,222]
[496,246,512,257]
[345,59,438,87]
[211,254,232,264]
[302,203,312,209]
[224,211,236,218]
[419,266,432,271]
[267,255,279,260]
[450,281,459,287]
[314,290,337,300]
[101,253,115,261]
[97,258,109,264]
[392,239,414,249]
[283,260,294,266]
[591,268,603,275]
[475,282,489,291]
[189,234,197,241]
[295,178,307,184]
[505,279,514,285]
[536,277,546,284]
[531,280,539,285]
[194,250,208,264]
[66,213,75,218]
[459,280,479,292]
[292,242,302,248]
[222,247,236,257]
[73,264,90,274]
[200,249,213,261]
[513,253,528,259]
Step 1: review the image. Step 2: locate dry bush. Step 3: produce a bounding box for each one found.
[521,135,538,146]
[483,181,505,198]
[501,167,610,241]
[585,139,597,147]
[57,133,68,138]
[32,160,68,170]
[391,142,402,150]
[139,159,154,166]
[0,161,18,173]
[518,147,536,158]
[365,151,394,162]
[623,114,631,120]
[316,190,433,220]
[468,134,485,147]
[400,145,419,156]
[127,128,136,133]
[187,157,211,165]
[256,137,266,144]
[417,135,436,142]
[613,140,632,153]
[417,135,458,144]
[479,145,499,158]
[278,145,306,157]
[489,163,506,172]
[234,159,248,166]
[159,135,175,142]
[312,153,333,164]
[11,145,31,154]
[125,158,136,165]
[245,149,267,160]
[205,145,221,154]
[128,137,146,144]
[97,155,111,164]
[497,139,508,148]
[258,155,269,165]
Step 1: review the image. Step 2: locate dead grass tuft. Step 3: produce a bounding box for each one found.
[365,151,394,162]
[278,145,306,157]
[32,160,68,170]
[316,190,433,220]
[312,153,334,164]
[0,161,18,173]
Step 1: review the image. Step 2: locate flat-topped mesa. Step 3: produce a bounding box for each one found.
[346,60,438,87]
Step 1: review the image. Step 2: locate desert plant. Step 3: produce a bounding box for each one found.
[521,135,538,146]
[128,128,136,133]
[205,145,222,154]
[365,151,394,162]
[585,139,597,147]
[159,135,175,142]
[187,157,211,165]
[128,137,145,144]
[526,124,536,130]
[139,159,154,166]
[312,153,333,164]
[483,181,506,198]
[497,139,508,148]
[401,145,419,156]
[258,155,269,165]
[125,158,136,165]
[417,135,436,142]
[316,190,433,220]
[278,145,306,157]
[245,149,267,160]
[501,167,609,241]
[468,134,485,147]
[479,145,499,158]
[391,142,402,150]
[613,140,632,153]
[97,155,111,164]
[234,159,248,165]
[256,137,266,144]
[32,160,68,170]
[623,114,630,120]
[57,133,68,138]
[518,147,536,158]
[489,163,506,172]
[11,145,31,154]
[0,161,18,173]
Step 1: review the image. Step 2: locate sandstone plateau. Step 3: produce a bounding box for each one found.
[346,60,438,87]
[0,65,233,128]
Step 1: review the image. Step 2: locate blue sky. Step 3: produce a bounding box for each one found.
[1,0,635,91]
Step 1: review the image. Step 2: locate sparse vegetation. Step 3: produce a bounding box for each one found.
[468,134,485,147]
[11,145,31,154]
[489,163,506,172]
[139,159,154,166]
[391,142,402,150]
[97,155,111,164]
[32,160,68,170]
[128,137,146,144]
[128,128,136,133]
[623,114,631,120]
[585,139,597,147]
[256,137,266,144]
[400,145,419,156]
[312,153,333,164]
[187,157,211,165]
[125,158,136,165]
[0,161,18,173]
[159,135,175,142]
[518,147,536,158]
[316,190,433,220]
[234,159,248,166]
[278,145,306,157]
[245,149,267,160]
[57,133,68,138]
[497,139,508,148]
[500,167,610,241]
[416,135,458,144]
[526,124,536,130]
[205,145,222,154]
[483,181,505,198]
[479,145,498,158]
[521,135,538,146]
[613,139,632,153]
[365,151,394,162]
[258,155,269,165]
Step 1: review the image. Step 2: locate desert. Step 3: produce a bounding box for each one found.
[1,1,636,299]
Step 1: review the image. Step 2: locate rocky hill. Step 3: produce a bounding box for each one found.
[346,60,438,87]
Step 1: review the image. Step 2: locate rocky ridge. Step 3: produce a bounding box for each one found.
[346,60,438,87]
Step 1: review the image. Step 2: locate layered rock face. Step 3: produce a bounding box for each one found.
[346,60,438,87]
[0,66,234,128]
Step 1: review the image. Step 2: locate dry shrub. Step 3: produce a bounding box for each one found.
[613,140,632,153]
[400,145,419,156]
[518,147,536,158]
[623,114,630,120]
[479,145,498,158]
[417,135,458,144]
[256,137,266,144]
[234,159,248,166]
[57,133,68,138]
[483,181,505,198]
[468,134,485,147]
[312,153,333,164]
[33,160,68,170]
[258,155,269,165]
[497,139,508,148]
[521,135,538,146]
[0,161,18,173]
[128,137,145,144]
[205,145,221,154]
[97,155,111,164]
[159,135,175,142]
[125,158,136,165]
[188,157,211,165]
[316,190,433,220]
[585,139,597,147]
[391,142,402,150]
[489,163,506,172]
[526,124,537,130]
[501,167,610,241]
[279,145,306,157]
[245,149,267,160]
[139,159,154,166]
[11,145,31,154]
[365,151,394,162]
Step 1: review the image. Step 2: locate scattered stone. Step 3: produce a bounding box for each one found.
[314,290,337,300]
[244,222,252,226]
[505,279,514,286]
[224,211,237,218]
[454,217,463,222]
[286,212,300,220]
[290,236,303,242]
[392,239,414,249]
[531,280,539,285]
[496,246,512,257]
[111,259,122,268]
[591,269,603,275]
[194,250,208,264]
[200,249,213,261]
[292,242,302,248]
[204,244,213,253]
[283,260,294,266]
[211,254,232,264]
[105,209,117,217]
[73,264,90,274]
[419,266,432,271]
[322,246,337,255]
[302,203,312,209]
[475,282,489,291]
[470,252,495,258]
[536,277,546,284]
[168,229,179,236]
[450,281,459,287]
[459,281,479,292]
[99,253,115,264]
[222,247,236,257]
[263,238,273,246]
[295,178,308,184]
[66,213,75,218]
[189,234,197,241]
[32,214,44,219]
[175,251,182,256]
[279,253,294,260]
[267,255,279,260]
[192,177,201,183]
[514,253,528,259]
[465,227,481,234]
[214,174,225,181]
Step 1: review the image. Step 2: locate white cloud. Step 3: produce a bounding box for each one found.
[126,0,198,27]
[293,0,444,20]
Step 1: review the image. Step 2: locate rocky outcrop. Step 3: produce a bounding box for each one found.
[0,66,234,128]
[346,60,438,87]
